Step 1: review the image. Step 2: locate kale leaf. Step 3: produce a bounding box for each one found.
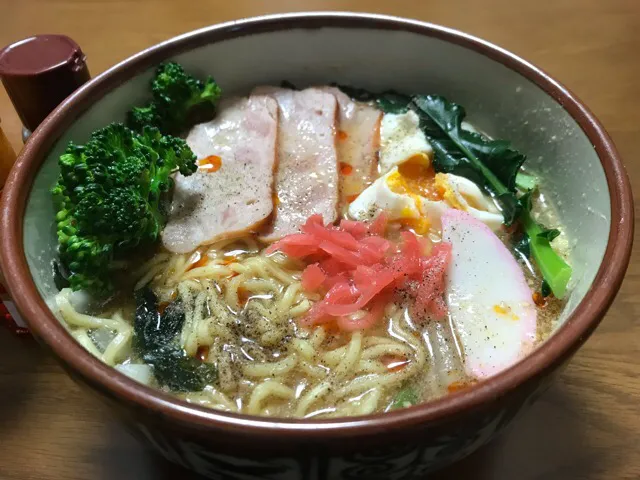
[334,84,412,114]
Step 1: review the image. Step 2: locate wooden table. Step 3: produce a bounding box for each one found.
[1,1,639,479]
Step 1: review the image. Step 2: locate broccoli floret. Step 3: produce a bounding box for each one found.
[52,123,197,293]
[127,62,222,134]
[126,104,160,134]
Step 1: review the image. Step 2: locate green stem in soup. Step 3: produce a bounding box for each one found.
[515,171,538,191]
[520,193,572,299]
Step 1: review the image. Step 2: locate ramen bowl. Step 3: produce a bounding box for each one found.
[0,12,633,480]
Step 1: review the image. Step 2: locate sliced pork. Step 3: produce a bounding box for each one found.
[318,87,382,209]
[162,95,278,254]
[254,87,339,242]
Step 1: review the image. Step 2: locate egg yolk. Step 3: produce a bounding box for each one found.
[384,157,488,232]
[384,159,438,235]
[399,216,430,235]
[434,173,465,210]
[387,160,442,201]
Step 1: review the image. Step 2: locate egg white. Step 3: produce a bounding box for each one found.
[420,174,504,231]
[379,111,433,174]
[348,168,421,222]
[348,168,503,232]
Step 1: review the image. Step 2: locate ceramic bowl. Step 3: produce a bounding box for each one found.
[0,12,633,480]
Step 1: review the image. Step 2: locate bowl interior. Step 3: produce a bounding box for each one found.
[24,21,609,348]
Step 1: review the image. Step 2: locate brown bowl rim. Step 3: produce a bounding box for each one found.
[0,12,634,439]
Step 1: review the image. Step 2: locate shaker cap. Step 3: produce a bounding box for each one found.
[0,34,90,132]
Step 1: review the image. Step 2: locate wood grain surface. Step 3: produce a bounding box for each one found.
[1,1,639,479]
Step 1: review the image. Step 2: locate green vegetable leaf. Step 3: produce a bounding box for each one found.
[541,280,552,298]
[280,80,299,90]
[515,172,538,191]
[142,347,217,392]
[375,91,412,114]
[520,192,572,299]
[133,287,217,391]
[334,85,411,114]
[52,261,70,291]
[334,84,376,102]
[538,228,561,243]
[134,287,184,352]
[513,233,531,260]
[412,94,526,225]
[391,386,419,409]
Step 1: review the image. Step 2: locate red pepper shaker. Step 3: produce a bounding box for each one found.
[0,34,90,334]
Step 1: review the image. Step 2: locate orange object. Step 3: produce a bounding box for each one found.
[0,120,16,188]
[339,162,353,175]
[187,251,209,271]
[0,120,26,334]
[532,291,547,307]
[337,130,348,141]
[237,286,250,307]
[196,346,210,362]
[391,162,442,201]
[222,255,239,265]
[493,304,509,315]
[197,155,222,173]
[158,302,170,315]
[447,380,477,393]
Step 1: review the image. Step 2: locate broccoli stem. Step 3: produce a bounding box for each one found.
[521,210,572,299]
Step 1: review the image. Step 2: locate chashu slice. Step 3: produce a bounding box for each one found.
[253,87,339,242]
[317,86,382,210]
[162,95,278,254]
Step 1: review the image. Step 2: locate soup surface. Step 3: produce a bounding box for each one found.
[51,65,571,418]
